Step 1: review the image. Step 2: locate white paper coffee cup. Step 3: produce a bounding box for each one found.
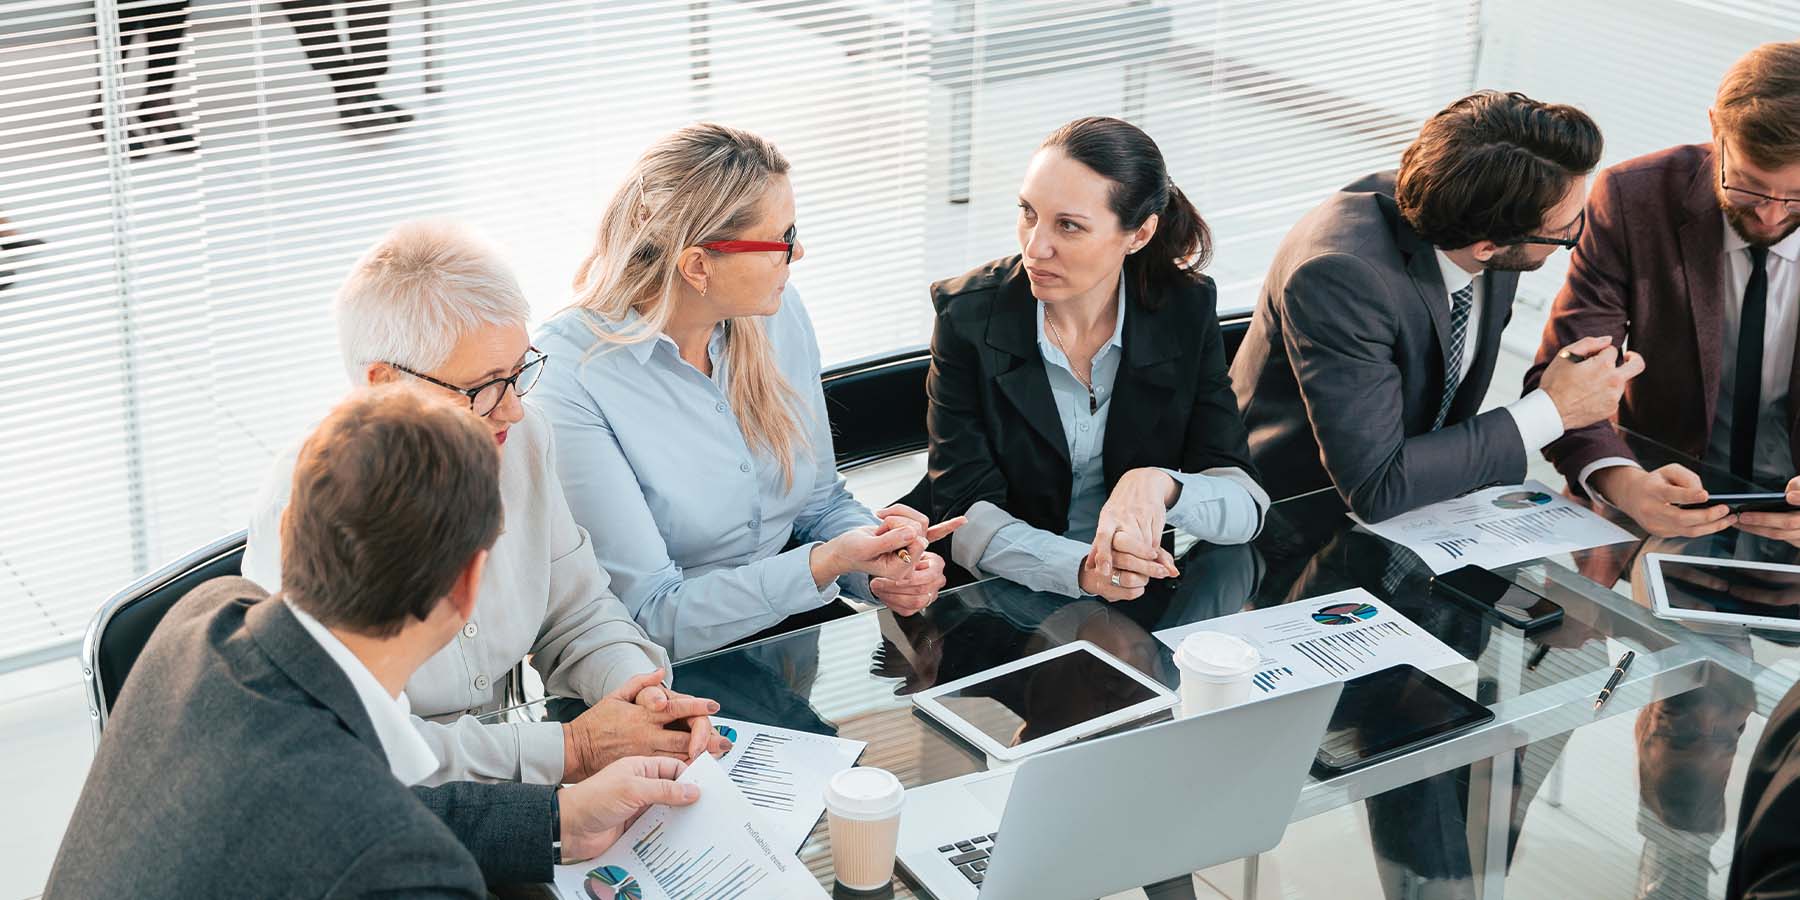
[823,766,905,892]
[1174,631,1260,716]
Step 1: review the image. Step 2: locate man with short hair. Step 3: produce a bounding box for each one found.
[1526,42,1800,542]
[46,387,700,899]
[1232,90,1641,521]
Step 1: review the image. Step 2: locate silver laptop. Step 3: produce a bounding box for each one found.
[896,681,1343,900]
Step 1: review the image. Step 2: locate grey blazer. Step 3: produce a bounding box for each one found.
[1229,171,1525,522]
[47,577,555,899]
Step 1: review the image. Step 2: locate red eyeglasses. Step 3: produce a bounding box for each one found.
[699,224,798,265]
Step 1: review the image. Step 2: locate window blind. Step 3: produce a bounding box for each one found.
[1474,0,1800,356]
[2,0,1482,667]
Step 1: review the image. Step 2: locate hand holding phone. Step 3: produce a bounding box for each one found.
[1672,492,1800,513]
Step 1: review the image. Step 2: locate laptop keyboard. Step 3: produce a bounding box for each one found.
[934,833,999,885]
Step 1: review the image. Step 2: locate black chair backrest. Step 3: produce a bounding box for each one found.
[1220,313,1250,364]
[84,531,246,738]
[821,348,933,469]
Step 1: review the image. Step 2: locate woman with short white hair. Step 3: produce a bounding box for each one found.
[532,124,963,659]
[244,219,726,788]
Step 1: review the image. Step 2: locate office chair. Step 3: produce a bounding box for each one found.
[80,528,536,748]
[82,529,247,746]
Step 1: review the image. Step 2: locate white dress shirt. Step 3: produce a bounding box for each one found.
[286,599,439,786]
[1579,218,1800,497]
[245,408,669,786]
[1433,250,1565,451]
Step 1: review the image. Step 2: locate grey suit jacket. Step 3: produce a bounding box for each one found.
[47,577,554,899]
[1229,171,1525,522]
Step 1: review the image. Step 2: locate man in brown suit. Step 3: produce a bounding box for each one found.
[1525,42,1800,541]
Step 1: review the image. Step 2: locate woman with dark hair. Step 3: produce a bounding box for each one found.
[925,116,1269,602]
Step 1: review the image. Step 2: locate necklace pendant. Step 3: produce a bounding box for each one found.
[1088,389,1098,415]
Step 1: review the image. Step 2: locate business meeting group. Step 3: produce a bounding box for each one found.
[39,38,1800,900]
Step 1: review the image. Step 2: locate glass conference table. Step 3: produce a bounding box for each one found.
[509,430,1800,900]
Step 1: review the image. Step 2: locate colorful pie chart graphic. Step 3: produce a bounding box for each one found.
[583,865,642,900]
[1312,602,1379,625]
[715,724,738,743]
[1492,490,1553,510]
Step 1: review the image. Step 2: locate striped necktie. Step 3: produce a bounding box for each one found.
[1433,281,1476,430]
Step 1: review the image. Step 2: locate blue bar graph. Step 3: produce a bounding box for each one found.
[632,820,770,899]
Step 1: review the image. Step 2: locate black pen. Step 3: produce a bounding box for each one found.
[1594,650,1635,710]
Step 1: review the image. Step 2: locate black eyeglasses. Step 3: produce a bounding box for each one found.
[389,348,547,417]
[1720,145,1800,216]
[1507,209,1586,248]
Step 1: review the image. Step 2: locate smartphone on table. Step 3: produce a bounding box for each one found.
[1430,564,1564,631]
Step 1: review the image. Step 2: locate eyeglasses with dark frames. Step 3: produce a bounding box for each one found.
[699,223,798,265]
[1719,145,1800,217]
[389,348,548,417]
[1506,209,1587,249]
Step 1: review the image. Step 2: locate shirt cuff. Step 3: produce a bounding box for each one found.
[952,500,1086,597]
[837,571,874,602]
[775,542,841,613]
[519,721,567,785]
[1504,389,1566,452]
[950,500,1014,575]
[1577,457,1642,508]
[587,646,668,703]
[1161,467,1270,543]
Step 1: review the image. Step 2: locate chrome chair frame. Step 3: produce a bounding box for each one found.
[81,529,247,747]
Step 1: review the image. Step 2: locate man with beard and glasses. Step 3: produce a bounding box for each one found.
[1526,42,1800,544]
[1232,90,1639,521]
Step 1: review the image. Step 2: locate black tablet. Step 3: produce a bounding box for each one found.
[1313,664,1494,776]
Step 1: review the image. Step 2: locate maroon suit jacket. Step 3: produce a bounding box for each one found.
[1524,142,1800,491]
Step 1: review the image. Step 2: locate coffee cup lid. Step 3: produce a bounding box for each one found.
[1174,631,1260,677]
[823,766,904,820]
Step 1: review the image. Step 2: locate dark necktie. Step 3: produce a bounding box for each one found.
[1731,245,1771,482]
[1433,281,1476,431]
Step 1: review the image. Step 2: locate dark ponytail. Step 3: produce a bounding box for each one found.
[1040,116,1212,309]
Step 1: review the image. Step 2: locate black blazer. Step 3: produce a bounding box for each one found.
[923,255,1259,538]
[1228,171,1523,522]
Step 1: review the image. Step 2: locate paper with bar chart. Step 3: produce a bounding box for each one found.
[1154,589,1469,697]
[709,717,864,853]
[551,753,828,900]
[1346,480,1635,575]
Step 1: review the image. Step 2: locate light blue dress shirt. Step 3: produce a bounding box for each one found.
[955,280,1269,598]
[531,286,877,659]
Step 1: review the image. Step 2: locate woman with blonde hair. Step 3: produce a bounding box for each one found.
[533,123,961,659]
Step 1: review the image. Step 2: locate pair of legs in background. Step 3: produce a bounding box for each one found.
[107,0,408,153]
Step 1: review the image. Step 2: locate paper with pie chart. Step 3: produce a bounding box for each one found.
[1154,589,1469,696]
[1347,480,1635,574]
[709,717,865,853]
[551,752,828,900]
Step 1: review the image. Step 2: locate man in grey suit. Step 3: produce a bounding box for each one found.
[46,387,700,899]
[1231,90,1643,522]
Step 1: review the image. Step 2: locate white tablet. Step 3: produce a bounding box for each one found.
[1643,553,1800,634]
[911,640,1177,761]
